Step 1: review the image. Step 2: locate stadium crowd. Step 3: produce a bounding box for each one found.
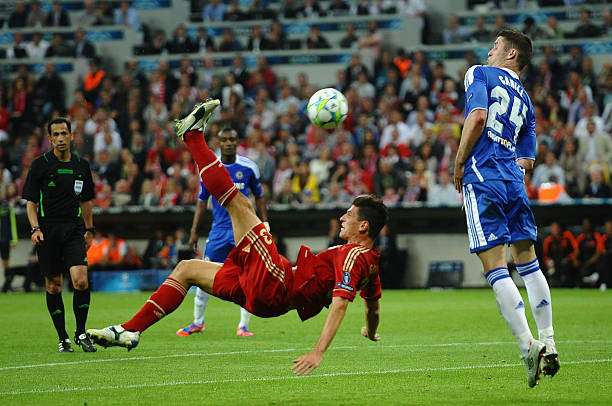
[0,1,610,284]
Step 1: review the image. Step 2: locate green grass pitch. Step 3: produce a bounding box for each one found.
[1,289,611,405]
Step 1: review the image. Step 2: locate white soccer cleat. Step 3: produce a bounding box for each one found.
[174,99,220,141]
[87,325,140,351]
[523,339,546,388]
[542,340,560,378]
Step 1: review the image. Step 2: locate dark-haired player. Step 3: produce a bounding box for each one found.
[89,100,387,375]
[454,29,559,387]
[22,117,97,353]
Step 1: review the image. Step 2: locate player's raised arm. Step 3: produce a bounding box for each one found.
[292,296,350,376]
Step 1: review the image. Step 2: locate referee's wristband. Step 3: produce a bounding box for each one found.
[30,226,40,235]
[85,227,96,234]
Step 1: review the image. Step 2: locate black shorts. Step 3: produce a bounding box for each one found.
[36,223,88,277]
[0,241,9,260]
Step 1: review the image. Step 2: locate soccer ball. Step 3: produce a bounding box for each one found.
[307,88,348,130]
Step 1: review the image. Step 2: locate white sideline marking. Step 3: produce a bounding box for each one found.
[1,339,610,372]
[1,358,611,396]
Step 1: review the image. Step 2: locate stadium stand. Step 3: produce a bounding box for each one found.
[0,0,610,289]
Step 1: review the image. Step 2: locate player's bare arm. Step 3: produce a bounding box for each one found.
[81,200,94,248]
[361,299,380,341]
[454,109,487,193]
[292,296,349,376]
[516,158,535,172]
[255,196,268,223]
[26,201,44,244]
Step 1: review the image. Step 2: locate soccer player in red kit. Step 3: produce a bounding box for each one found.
[88,100,387,375]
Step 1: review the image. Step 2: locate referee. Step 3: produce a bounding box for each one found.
[22,117,97,353]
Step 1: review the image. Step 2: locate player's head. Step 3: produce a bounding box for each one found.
[487,29,532,72]
[218,127,238,158]
[47,117,73,152]
[339,195,387,241]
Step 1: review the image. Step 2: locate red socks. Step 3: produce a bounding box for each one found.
[122,277,187,332]
[184,130,238,206]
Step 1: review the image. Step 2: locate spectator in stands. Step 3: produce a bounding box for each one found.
[25,32,49,59]
[247,25,269,52]
[559,137,584,197]
[26,1,46,27]
[195,27,215,53]
[583,164,611,198]
[329,0,350,16]
[8,1,27,28]
[576,218,606,287]
[34,63,65,115]
[138,179,160,207]
[374,158,406,197]
[306,25,331,49]
[8,77,31,135]
[352,0,370,15]
[123,244,144,270]
[96,0,114,25]
[543,15,564,39]
[522,16,546,40]
[73,28,96,58]
[339,23,359,48]
[568,8,602,38]
[114,0,141,30]
[291,161,320,203]
[76,0,100,26]
[141,30,167,55]
[167,24,197,54]
[83,57,106,103]
[359,21,383,70]
[380,110,413,150]
[577,118,612,170]
[443,15,469,44]
[298,0,325,18]
[224,0,245,21]
[493,14,509,33]
[533,151,566,188]
[351,71,376,99]
[46,1,71,27]
[543,222,578,287]
[218,28,243,52]
[45,33,73,57]
[6,33,28,59]
[202,0,226,21]
[428,170,460,207]
[470,15,492,43]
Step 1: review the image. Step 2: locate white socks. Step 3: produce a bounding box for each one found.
[239,308,252,329]
[486,267,533,357]
[194,287,210,325]
[517,259,555,344]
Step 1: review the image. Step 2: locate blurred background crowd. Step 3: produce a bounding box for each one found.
[0,0,610,288]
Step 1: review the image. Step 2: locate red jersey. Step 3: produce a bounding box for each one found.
[291,243,382,321]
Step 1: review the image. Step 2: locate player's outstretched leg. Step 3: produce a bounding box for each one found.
[87,260,221,350]
[511,241,559,378]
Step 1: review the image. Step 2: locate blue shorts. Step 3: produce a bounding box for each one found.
[204,227,235,263]
[462,181,537,254]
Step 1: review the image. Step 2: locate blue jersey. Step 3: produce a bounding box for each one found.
[463,65,536,185]
[199,155,264,230]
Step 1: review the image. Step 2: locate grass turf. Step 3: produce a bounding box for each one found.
[0,289,610,405]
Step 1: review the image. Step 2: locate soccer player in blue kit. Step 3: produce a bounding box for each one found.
[454,29,559,387]
[176,127,268,337]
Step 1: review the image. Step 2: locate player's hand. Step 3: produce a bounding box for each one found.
[292,351,323,376]
[453,162,464,194]
[361,326,381,342]
[189,230,198,252]
[84,231,94,249]
[31,230,44,245]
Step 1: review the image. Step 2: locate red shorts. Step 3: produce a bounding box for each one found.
[212,223,293,318]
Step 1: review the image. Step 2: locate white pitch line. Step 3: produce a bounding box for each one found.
[1,339,610,372]
[1,358,611,397]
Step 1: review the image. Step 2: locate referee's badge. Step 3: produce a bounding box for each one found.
[74,179,84,195]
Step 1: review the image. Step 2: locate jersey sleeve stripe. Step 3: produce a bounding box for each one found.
[237,155,261,179]
[342,247,369,274]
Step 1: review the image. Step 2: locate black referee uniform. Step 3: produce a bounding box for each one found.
[22,149,96,352]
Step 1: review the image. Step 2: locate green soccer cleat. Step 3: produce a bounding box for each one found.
[523,339,546,388]
[174,99,220,141]
[87,325,140,351]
